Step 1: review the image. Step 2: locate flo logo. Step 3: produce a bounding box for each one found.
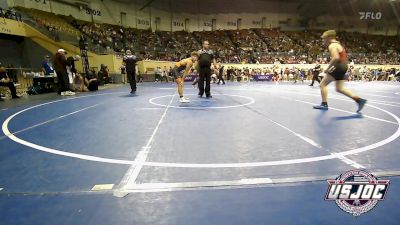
[325,170,389,216]
[359,12,382,20]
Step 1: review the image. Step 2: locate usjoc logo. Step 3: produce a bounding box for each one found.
[325,170,389,216]
[359,12,382,20]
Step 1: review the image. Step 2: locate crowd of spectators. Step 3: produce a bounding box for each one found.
[16,8,400,65]
[0,8,22,21]
[219,65,400,83]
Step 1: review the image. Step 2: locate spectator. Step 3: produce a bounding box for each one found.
[85,71,99,91]
[6,64,17,83]
[98,64,110,85]
[54,49,75,96]
[42,55,55,75]
[0,66,19,100]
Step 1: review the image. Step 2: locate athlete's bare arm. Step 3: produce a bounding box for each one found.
[325,42,341,73]
[213,58,217,69]
[184,60,193,76]
[328,43,341,63]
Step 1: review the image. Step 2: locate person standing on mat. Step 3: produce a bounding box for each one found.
[217,65,225,85]
[197,40,217,98]
[309,62,322,86]
[54,49,75,96]
[172,51,199,103]
[123,50,140,94]
[313,30,367,112]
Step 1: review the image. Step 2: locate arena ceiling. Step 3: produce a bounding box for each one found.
[113,0,400,21]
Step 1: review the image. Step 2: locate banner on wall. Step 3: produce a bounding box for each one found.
[172,21,184,28]
[252,74,274,81]
[0,19,26,36]
[86,2,102,17]
[137,18,151,29]
[24,0,51,12]
[184,74,197,82]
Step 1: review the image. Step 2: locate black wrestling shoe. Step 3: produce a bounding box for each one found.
[357,98,367,113]
[12,95,20,99]
[313,104,328,110]
[206,94,212,98]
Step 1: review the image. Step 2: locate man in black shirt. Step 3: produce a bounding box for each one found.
[66,55,80,75]
[226,67,233,81]
[309,62,322,86]
[54,49,75,96]
[197,41,217,98]
[123,50,140,93]
[217,65,225,85]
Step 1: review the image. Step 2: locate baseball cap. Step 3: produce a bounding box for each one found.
[58,49,68,54]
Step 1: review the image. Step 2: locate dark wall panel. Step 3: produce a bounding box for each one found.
[0,33,52,70]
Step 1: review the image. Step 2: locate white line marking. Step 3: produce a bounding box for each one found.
[368,99,400,105]
[294,99,398,125]
[2,104,100,138]
[125,178,273,191]
[1,109,7,111]
[2,90,399,168]
[268,96,365,168]
[276,90,398,124]
[139,100,400,168]
[367,101,400,108]
[114,93,176,196]
[257,112,322,149]
[133,107,164,110]
[363,93,400,99]
[91,184,114,191]
[2,92,135,165]
[369,90,397,94]
[332,153,365,169]
[149,94,255,109]
[116,171,400,193]
[395,92,400,95]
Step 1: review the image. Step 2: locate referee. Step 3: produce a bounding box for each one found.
[197,40,217,98]
[123,50,140,94]
[309,62,322,86]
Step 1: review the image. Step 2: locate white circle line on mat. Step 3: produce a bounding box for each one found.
[149,94,256,109]
[2,92,399,168]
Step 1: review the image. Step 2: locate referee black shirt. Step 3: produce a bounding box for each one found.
[123,55,139,73]
[197,49,214,68]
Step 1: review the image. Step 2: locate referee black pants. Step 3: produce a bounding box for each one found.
[198,67,211,96]
[127,71,136,92]
[55,70,69,94]
[217,75,225,84]
[310,73,321,86]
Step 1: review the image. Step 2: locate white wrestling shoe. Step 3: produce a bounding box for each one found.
[64,91,76,96]
[180,97,190,103]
